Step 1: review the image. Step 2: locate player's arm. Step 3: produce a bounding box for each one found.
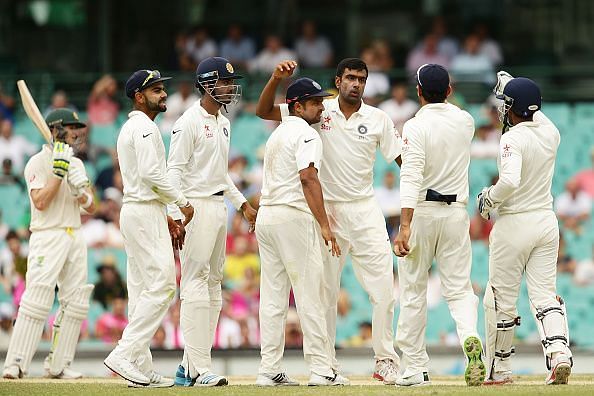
[489,135,523,202]
[28,142,73,210]
[29,178,61,211]
[224,173,257,231]
[378,113,404,168]
[255,60,297,121]
[166,117,195,221]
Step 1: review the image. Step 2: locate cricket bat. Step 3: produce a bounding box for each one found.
[17,80,52,143]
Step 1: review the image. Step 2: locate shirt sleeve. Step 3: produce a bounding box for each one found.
[378,113,402,161]
[134,123,186,206]
[279,103,290,121]
[24,156,47,191]
[166,117,196,219]
[399,120,425,209]
[490,133,523,203]
[224,173,247,210]
[295,130,322,172]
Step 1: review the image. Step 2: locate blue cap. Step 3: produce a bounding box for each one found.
[416,63,449,94]
[286,77,331,104]
[500,77,541,117]
[196,57,243,87]
[125,69,171,98]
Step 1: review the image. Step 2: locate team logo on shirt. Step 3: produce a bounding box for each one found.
[223,127,229,137]
[357,124,368,135]
[402,137,409,152]
[502,144,512,158]
[321,116,331,131]
[204,125,213,138]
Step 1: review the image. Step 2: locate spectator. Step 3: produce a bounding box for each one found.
[374,171,401,238]
[469,208,494,241]
[557,233,577,275]
[185,26,218,65]
[473,22,503,66]
[406,33,449,76]
[470,124,500,159]
[0,230,27,306]
[450,34,495,85]
[0,83,15,123]
[555,178,592,235]
[360,47,390,106]
[284,308,303,348]
[417,16,460,63]
[87,75,120,125]
[43,90,77,117]
[220,24,256,69]
[95,297,128,344]
[94,152,120,192]
[378,82,419,133]
[173,30,196,71]
[249,34,297,74]
[0,302,15,350]
[101,187,124,248]
[371,39,394,71]
[0,159,25,189]
[152,326,167,349]
[162,299,184,349]
[295,20,333,68]
[574,148,594,198]
[0,119,38,172]
[345,321,373,348]
[159,77,199,134]
[224,235,260,284]
[92,255,127,310]
[575,245,594,286]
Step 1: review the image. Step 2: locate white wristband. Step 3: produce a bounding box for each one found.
[81,191,93,209]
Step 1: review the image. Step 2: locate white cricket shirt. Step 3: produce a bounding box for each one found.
[166,100,246,219]
[399,102,475,209]
[24,145,85,231]
[117,111,186,206]
[259,115,323,214]
[490,111,560,215]
[280,97,402,202]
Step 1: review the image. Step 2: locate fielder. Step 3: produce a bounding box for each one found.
[256,77,348,386]
[478,72,573,385]
[166,57,257,387]
[103,70,194,387]
[256,58,402,384]
[3,108,96,379]
[393,64,485,387]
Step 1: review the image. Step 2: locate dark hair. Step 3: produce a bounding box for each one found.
[335,58,368,78]
[5,230,18,242]
[287,101,296,113]
[419,88,447,103]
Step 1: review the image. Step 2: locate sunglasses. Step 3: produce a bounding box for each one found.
[141,70,161,89]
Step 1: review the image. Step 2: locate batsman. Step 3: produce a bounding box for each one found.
[3,108,96,379]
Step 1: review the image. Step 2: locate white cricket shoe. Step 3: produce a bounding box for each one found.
[2,365,23,379]
[395,371,431,386]
[43,357,83,379]
[194,371,228,387]
[546,353,571,385]
[483,371,513,385]
[128,371,174,388]
[103,352,149,386]
[256,372,299,386]
[308,372,350,386]
[373,358,399,384]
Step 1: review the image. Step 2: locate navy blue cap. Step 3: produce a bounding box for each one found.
[500,77,541,117]
[416,63,449,94]
[196,57,243,85]
[286,77,331,104]
[125,69,171,98]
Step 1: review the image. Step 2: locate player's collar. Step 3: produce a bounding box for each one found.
[415,102,449,116]
[196,99,221,118]
[329,97,371,118]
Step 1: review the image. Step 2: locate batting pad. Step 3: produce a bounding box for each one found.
[4,283,54,374]
[48,284,94,376]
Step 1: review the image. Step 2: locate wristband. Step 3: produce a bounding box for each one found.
[81,191,93,209]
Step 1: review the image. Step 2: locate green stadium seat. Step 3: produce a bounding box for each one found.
[574,103,594,121]
[89,124,119,149]
[542,103,572,127]
[0,184,28,229]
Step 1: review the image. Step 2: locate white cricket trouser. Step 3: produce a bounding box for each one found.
[488,210,568,364]
[179,196,227,376]
[396,202,479,376]
[323,197,398,367]
[256,205,334,377]
[112,201,176,366]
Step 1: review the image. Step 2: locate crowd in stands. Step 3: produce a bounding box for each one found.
[1,17,594,352]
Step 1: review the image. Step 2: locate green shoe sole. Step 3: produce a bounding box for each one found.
[464,336,486,386]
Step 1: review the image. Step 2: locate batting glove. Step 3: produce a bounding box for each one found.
[477,186,497,220]
[52,142,73,178]
[68,166,90,197]
[493,71,514,97]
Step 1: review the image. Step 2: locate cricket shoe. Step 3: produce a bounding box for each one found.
[545,353,571,385]
[2,365,23,379]
[395,371,431,386]
[483,371,513,385]
[308,372,350,386]
[463,336,486,386]
[128,371,174,388]
[174,365,194,386]
[103,352,149,386]
[256,372,299,386]
[43,357,83,379]
[373,358,399,385]
[194,371,228,386]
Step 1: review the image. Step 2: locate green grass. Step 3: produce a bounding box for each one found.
[0,375,593,395]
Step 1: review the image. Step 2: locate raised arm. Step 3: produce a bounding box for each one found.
[255,60,297,121]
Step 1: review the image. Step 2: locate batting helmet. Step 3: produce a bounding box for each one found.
[497,77,541,118]
[195,57,242,105]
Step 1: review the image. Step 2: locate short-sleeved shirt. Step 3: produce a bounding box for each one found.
[280,97,402,202]
[259,116,323,213]
[24,145,85,231]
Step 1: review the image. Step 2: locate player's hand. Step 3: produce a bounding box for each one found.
[180,203,194,226]
[241,202,258,233]
[477,186,496,220]
[321,225,341,257]
[272,60,297,80]
[493,71,514,96]
[167,216,185,250]
[52,142,73,178]
[393,225,411,257]
[67,166,90,192]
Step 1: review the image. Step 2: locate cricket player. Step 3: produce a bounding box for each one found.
[478,73,573,385]
[256,59,402,384]
[166,57,257,387]
[393,64,485,387]
[3,109,96,379]
[256,77,348,386]
[103,69,194,387]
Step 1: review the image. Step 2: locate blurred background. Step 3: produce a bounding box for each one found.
[0,0,593,377]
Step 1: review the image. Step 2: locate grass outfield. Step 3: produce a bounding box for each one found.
[1,375,593,395]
